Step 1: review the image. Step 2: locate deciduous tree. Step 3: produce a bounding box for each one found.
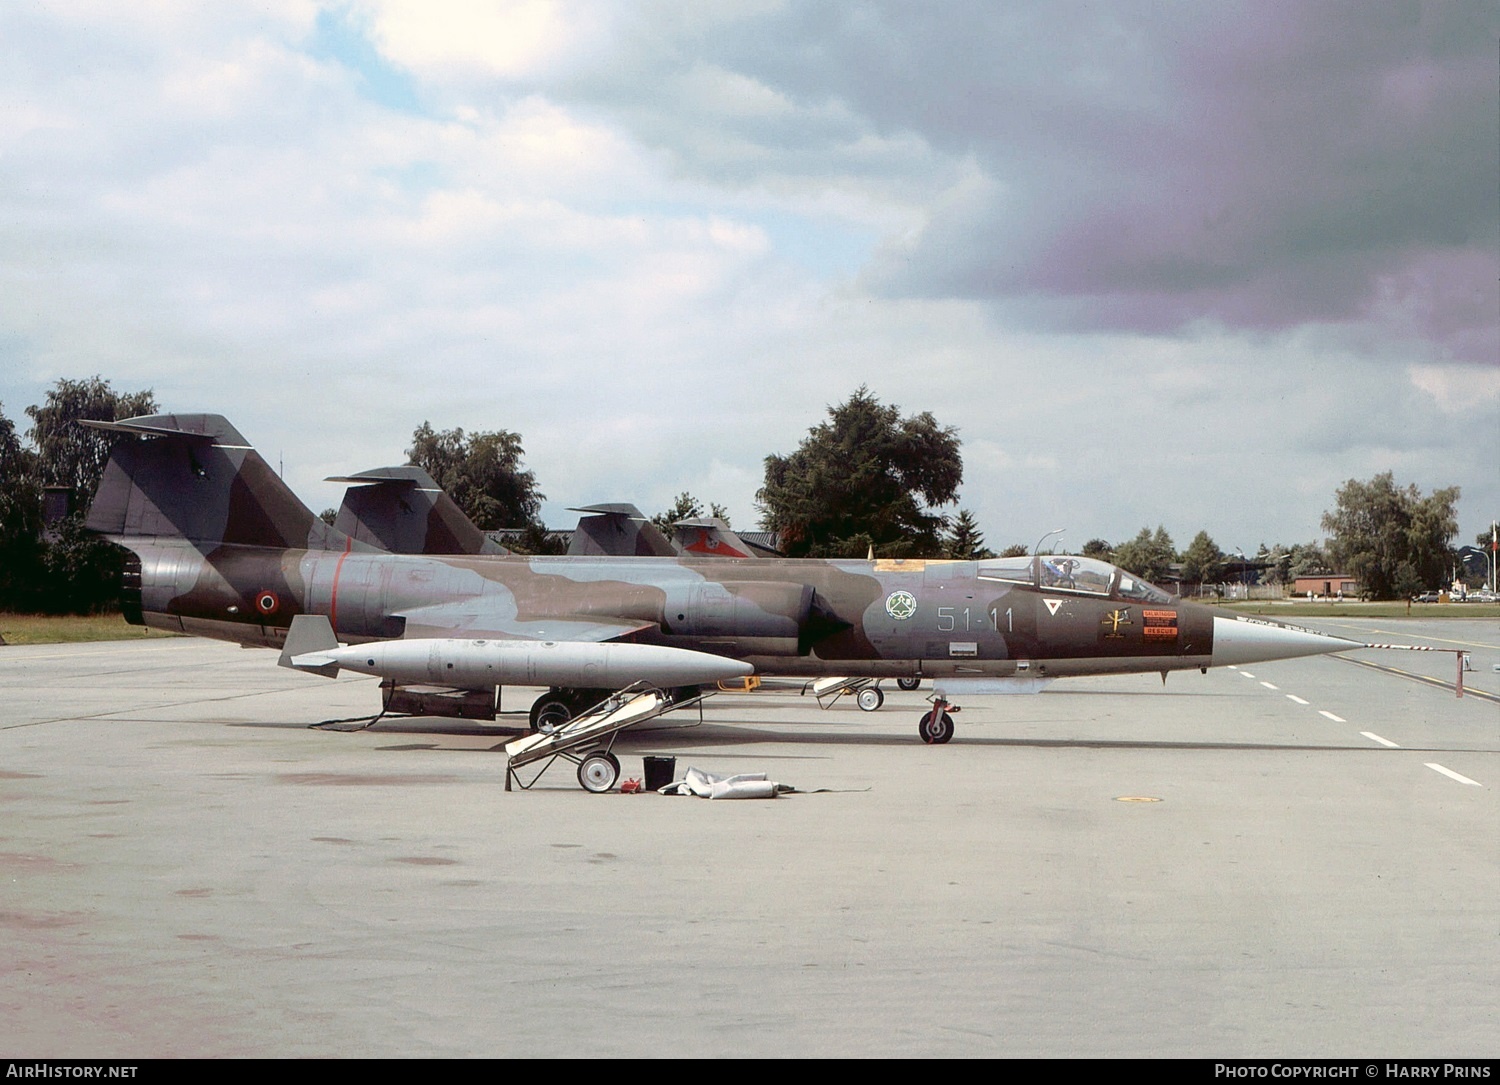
[1321,473,1458,600]
[757,387,962,558]
[26,377,156,499]
[1112,526,1177,584]
[651,492,731,533]
[1179,531,1225,585]
[0,402,41,609]
[1081,538,1113,560]
[24,378,157,613]
[407,423,544,532]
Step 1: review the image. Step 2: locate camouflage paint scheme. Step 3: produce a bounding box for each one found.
[330,466,509,557]
[567,504,677,558]
[84,414,1354,734]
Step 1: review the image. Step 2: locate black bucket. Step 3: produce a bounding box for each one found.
[642,756,676,792]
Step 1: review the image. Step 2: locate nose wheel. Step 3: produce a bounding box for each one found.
[918,698,957,744]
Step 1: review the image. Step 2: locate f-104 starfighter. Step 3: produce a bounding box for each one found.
[83,413,1360,743]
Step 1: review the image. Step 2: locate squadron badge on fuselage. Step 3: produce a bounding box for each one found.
[885,591,917,620]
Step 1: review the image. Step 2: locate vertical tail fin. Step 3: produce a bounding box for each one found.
[567,503,677,557]
[83,413,356,551]
[672,516,758,559]
[328,466,509,555]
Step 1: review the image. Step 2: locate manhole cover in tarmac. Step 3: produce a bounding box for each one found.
[1114,795,1163,803]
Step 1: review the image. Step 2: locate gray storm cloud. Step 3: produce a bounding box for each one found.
[577,3,1497,360]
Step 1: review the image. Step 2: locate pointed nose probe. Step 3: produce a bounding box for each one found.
[1210,616,1363,667]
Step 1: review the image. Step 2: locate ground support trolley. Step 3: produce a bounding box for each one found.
[803,675,890,712]
[503,683,705,793]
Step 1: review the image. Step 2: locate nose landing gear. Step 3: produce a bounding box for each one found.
[918,697,958,744]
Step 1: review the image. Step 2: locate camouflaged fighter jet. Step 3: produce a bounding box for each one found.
[83,412,1362,744]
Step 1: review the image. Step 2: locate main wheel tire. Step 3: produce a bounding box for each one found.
[568,688,609,715]
[857,687,884,712]
[530,696,574,735]
[578,752,620,793]
[918,709,955,745]
[897,677,921,692]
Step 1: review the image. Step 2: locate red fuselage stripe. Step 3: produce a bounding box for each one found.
[330,537,352,636]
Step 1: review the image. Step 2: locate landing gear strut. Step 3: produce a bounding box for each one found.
[918,697,957,744]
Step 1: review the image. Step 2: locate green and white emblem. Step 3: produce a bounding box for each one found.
[884,590,917,620]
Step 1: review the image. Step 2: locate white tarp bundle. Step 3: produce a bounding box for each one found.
[659,767,786,800]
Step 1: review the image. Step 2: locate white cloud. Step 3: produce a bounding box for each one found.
[362,0,614,81]
[0,2,1493,553]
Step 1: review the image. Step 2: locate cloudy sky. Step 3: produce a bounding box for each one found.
[2,1,1496,555]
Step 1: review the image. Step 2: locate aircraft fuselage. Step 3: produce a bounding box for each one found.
[124,542,1220,682]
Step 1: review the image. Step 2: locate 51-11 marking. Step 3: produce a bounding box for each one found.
[937,606,1011,632]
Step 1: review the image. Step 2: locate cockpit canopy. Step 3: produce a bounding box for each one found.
[977,554,1175,603]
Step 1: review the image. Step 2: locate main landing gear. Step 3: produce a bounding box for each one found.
[918,697,958,744]
[530,685,701,733]
[529,688,606,734]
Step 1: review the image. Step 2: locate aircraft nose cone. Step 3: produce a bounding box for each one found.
[1211,615,1362,667]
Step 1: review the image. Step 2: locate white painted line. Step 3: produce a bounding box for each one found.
[1360,731,1399,748]
[1260,681,1279,690]
[1286,695,1309,705]
[1240,671,1256,678]
[1425,763,1482,787]
[1319,710,1346,723]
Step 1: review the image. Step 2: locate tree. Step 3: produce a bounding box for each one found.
[757,387,962,558]
[1081,538,1113,560]
[1112,526,1177,584]
[0,402,42,609]
[407,423,543,532]
[26,377,156,498]
[943,508,994,560]
[1321,473,1459,600]
[24,378,158,613]
[651,492,731,533]
[507,522,568,556]
[1178,531,1225,585]
[998,543,1030,558]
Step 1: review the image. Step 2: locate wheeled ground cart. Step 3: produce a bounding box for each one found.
[503,683,704,792]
